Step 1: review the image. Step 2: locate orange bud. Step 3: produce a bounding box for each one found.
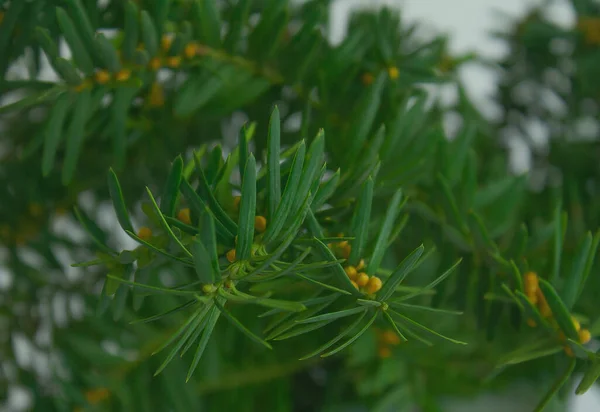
[115,69,131,82]
[166,56,181,68]
[94,70,111,84]
[137,227,152,241]
[365,276,383,294]
[254,216,267,233]
[344,266,358,280]
[233,196,241,209]
[378,346,392,358]
[381,330,401,345]
[356,273,369,287]
[149,57,162,71]
[361,72,374,85]
[570,316,581,332]
[341,244,352,259]
[563,345,574,357]
[177,208,191,225]
[85,388,110,404]
[226,249,236,263]
[161,35,172,51]
[184,42,198,59]
[526,318,536,328]
[579,329,592,344]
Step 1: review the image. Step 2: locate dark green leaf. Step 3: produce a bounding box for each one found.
[214,299,272,349]
[299,310,368,360]
[267,106,281,220]
[296,307,366,324]
[199,208,220,281]
[562,231,593,309]
[191,0,222,47]
[145,187,192,258]
[161,156,184,217]
[187,305,220,381]
[312,237,362,296]
[538,279,579,341]
[42,92,71,176]
[122,1,139,61]
[141,10,159,56]
[56,8,94,75]
[107,168,134,233]
[130,300,197,324]
[392,258,462,302]
[533,358,576,412]
[576,356,600,395]
[349,177,374,265]
[62,89,92,184]
[111,86,138,169]
[237,154,257,261]
[94,33,122,73]
[322,311,378,357]
[262,141,306,244]
[367,188,403,274]
[193,152,238,234]
[377,245,425,301]
[391,310,467,345]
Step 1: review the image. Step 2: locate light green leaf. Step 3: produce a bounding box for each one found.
[377,245,425,301]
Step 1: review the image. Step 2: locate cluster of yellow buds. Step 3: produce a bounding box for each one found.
[376,328,402,358]
[344,261,382,295]
[577,17,600,45]
[524,271,592,356]
[328,234,352,259]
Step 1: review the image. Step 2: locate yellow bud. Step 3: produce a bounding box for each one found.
[94,70,111,84]
[85,388,110,404]
[184,42,197,59]
[29,203,43,217]
[341,244,352,259]
[233,196,241,210]
[149,57,162,71]
[572,316,581,332]
[387,66,399,79]
[177,208,191,225]
[563,345,574,357]
[524,271,539,295]
[365,276,383,294]
[361,72,374,85]
[254,216,267,233]
[115,69,131,82]
[226,249,236,263]
[137,227,152,241]
[338,240,349,249]
[579,329,592,344]
[526,318,536,328]
[74,79,92,92]
[149,82,165,107]
[166,56,181,68]
[527,293,538,305]
[356,259,365,271]
[378,346,392,359]
[356,273,369,287]
[161,35,172,51]
[540,303,552,318]
[380,330,401,345]
[350,280,359,290]
[344,266,358,280]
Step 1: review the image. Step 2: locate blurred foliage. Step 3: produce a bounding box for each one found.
[1,1,600,412]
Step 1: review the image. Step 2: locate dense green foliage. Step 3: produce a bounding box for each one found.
[2,1,600,411]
